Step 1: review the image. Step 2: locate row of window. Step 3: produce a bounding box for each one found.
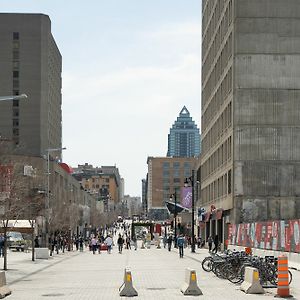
[202,101,232,155]
[201,170,231,204]
[202,136,232,180]
[202,32,233,112]
[202,32,232,95]
[203,0,233,61]
[162,162,191,169]
[12,32,20,145]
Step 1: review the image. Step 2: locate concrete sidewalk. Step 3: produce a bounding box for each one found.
[1,245,299,299]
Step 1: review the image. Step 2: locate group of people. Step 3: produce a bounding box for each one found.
[163,233,220,258]
[117,233,137,253]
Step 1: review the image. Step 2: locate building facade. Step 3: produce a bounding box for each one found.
[72,163,122,212]
[147,156,197,220]
[0,13,62,158]
[201,0,300,243]
[167,106,201,158]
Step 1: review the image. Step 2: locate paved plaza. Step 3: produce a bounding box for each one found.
[2,243,300,300]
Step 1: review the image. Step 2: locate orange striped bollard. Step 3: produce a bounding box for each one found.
[275,254,292,298]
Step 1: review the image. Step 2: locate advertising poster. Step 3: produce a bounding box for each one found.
[228,219,300,253]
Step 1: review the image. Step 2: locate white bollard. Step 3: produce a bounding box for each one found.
[119,267,138,297]
[240,267,264,294]
[0,271,12,298]
[181,268,203,296]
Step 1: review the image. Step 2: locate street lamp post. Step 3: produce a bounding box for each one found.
[185,170,195,253]
[170,187,178,248]
[45,147,66,247]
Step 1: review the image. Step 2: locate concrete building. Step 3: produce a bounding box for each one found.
[147,156,197,220]
[0,13,62,158]
[141,177,148,217]
[0,147,97,241]
[123,195,142,218]
[72,163,123,212]
[201,0,300,243]
[167,106,201,157]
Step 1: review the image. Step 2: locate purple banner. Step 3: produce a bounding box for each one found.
[181,187,192,209]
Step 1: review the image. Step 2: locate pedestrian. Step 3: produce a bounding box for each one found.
[0,234,5,257]
[79,237,84,252]
[126,235,131,250]
[163,235,167,248]
[197,236,202,249]
[117,234,124,253]
[34,236,39,248]
[177,234,185,258]
[208,236,213,252]
[104,235,113,253]
[132,235,137,250]
[167,235,173,252]
[212,235,219,253]
[91,237,97,254]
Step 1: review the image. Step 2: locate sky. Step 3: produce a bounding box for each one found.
[1,0,201,197]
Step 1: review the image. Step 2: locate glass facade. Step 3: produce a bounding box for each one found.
[167,106,201,157]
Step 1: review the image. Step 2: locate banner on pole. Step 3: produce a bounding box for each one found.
[181,187,192,209]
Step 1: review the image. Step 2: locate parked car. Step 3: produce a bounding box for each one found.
[7,231,26,251]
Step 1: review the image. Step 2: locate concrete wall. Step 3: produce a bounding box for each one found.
[233,0,300,223]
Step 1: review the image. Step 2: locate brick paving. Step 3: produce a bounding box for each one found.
[2,244,300,300]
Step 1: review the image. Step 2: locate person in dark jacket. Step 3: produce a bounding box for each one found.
[212,235,219,253]
[117,234,124,254]
[177,234,185,258]
[167,235,173,252]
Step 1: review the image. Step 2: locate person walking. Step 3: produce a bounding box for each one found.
[117,234,124,253]
[34,236,39,248]
[126,235,131,250]
[177,234,185,258]
[167,235,173,252]
[212,235,219,253]
[79,237,84,252]
[208,236,213,252]
[91,237,97,254]
[104,235,113,254]
[132,235,137,250]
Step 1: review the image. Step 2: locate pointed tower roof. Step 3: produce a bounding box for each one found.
[179,106,190,117]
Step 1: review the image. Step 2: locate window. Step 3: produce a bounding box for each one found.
[163,170,169,177]
[163,162,170,169]
[228,170,231,194]
[13,109,19,117]
[13,32,19,40]
[13,119,19,126]
[173,169,180,177]
[13,100,19,107]
[173,178,180,183]
[173,162,180,168]
[13,71,19,78]
[13,51,19,60]
[13,128,19,136]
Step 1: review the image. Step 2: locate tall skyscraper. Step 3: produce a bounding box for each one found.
[201,0,300,241]
[167,106,201,157]
[0,13,62,158]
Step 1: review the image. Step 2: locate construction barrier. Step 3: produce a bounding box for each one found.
[0,271,12,298]
[275,255,293,298]
[181,268,202,296]
[119,267,138,297]
[240,267,264,294]
[245,247,252,255]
